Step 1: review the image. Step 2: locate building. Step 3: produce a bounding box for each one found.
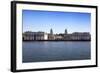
[64,32,91,40]
[23,31,48,40]
[48,28,55,40]
[54,34,63,40]
[50,28,53,35]
[23,28,91,41]
[65,29,68,34]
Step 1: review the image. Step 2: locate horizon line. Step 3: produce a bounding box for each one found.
[23,31,91,34]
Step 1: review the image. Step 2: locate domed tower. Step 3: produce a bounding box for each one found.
[50,28,53,35]
[65,29,68,34]
[48,28,55,40]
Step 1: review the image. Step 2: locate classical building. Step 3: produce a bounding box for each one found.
[54,34,63,40]
[23,28,91,41]
[50,28,53,35]
[23,31,48,40]
[48,28,55,40]
[65,29,68,34]
[64,32,91,40]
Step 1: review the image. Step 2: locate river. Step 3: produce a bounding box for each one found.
[22,41,91,63]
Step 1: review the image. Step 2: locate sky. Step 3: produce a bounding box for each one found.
[22,10,91,34]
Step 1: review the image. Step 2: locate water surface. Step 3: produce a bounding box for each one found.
[22,41,91,63]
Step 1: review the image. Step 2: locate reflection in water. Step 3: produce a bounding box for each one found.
[23,41,91,63]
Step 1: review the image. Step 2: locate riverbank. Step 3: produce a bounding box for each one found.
[23,39,91,42]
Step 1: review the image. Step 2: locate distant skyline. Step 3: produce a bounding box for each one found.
[22,10,91,34]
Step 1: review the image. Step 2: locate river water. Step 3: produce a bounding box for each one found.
[22,41,91,63]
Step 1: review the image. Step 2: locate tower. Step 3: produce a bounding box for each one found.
[50,28,53,35]
[65,29,67,34]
